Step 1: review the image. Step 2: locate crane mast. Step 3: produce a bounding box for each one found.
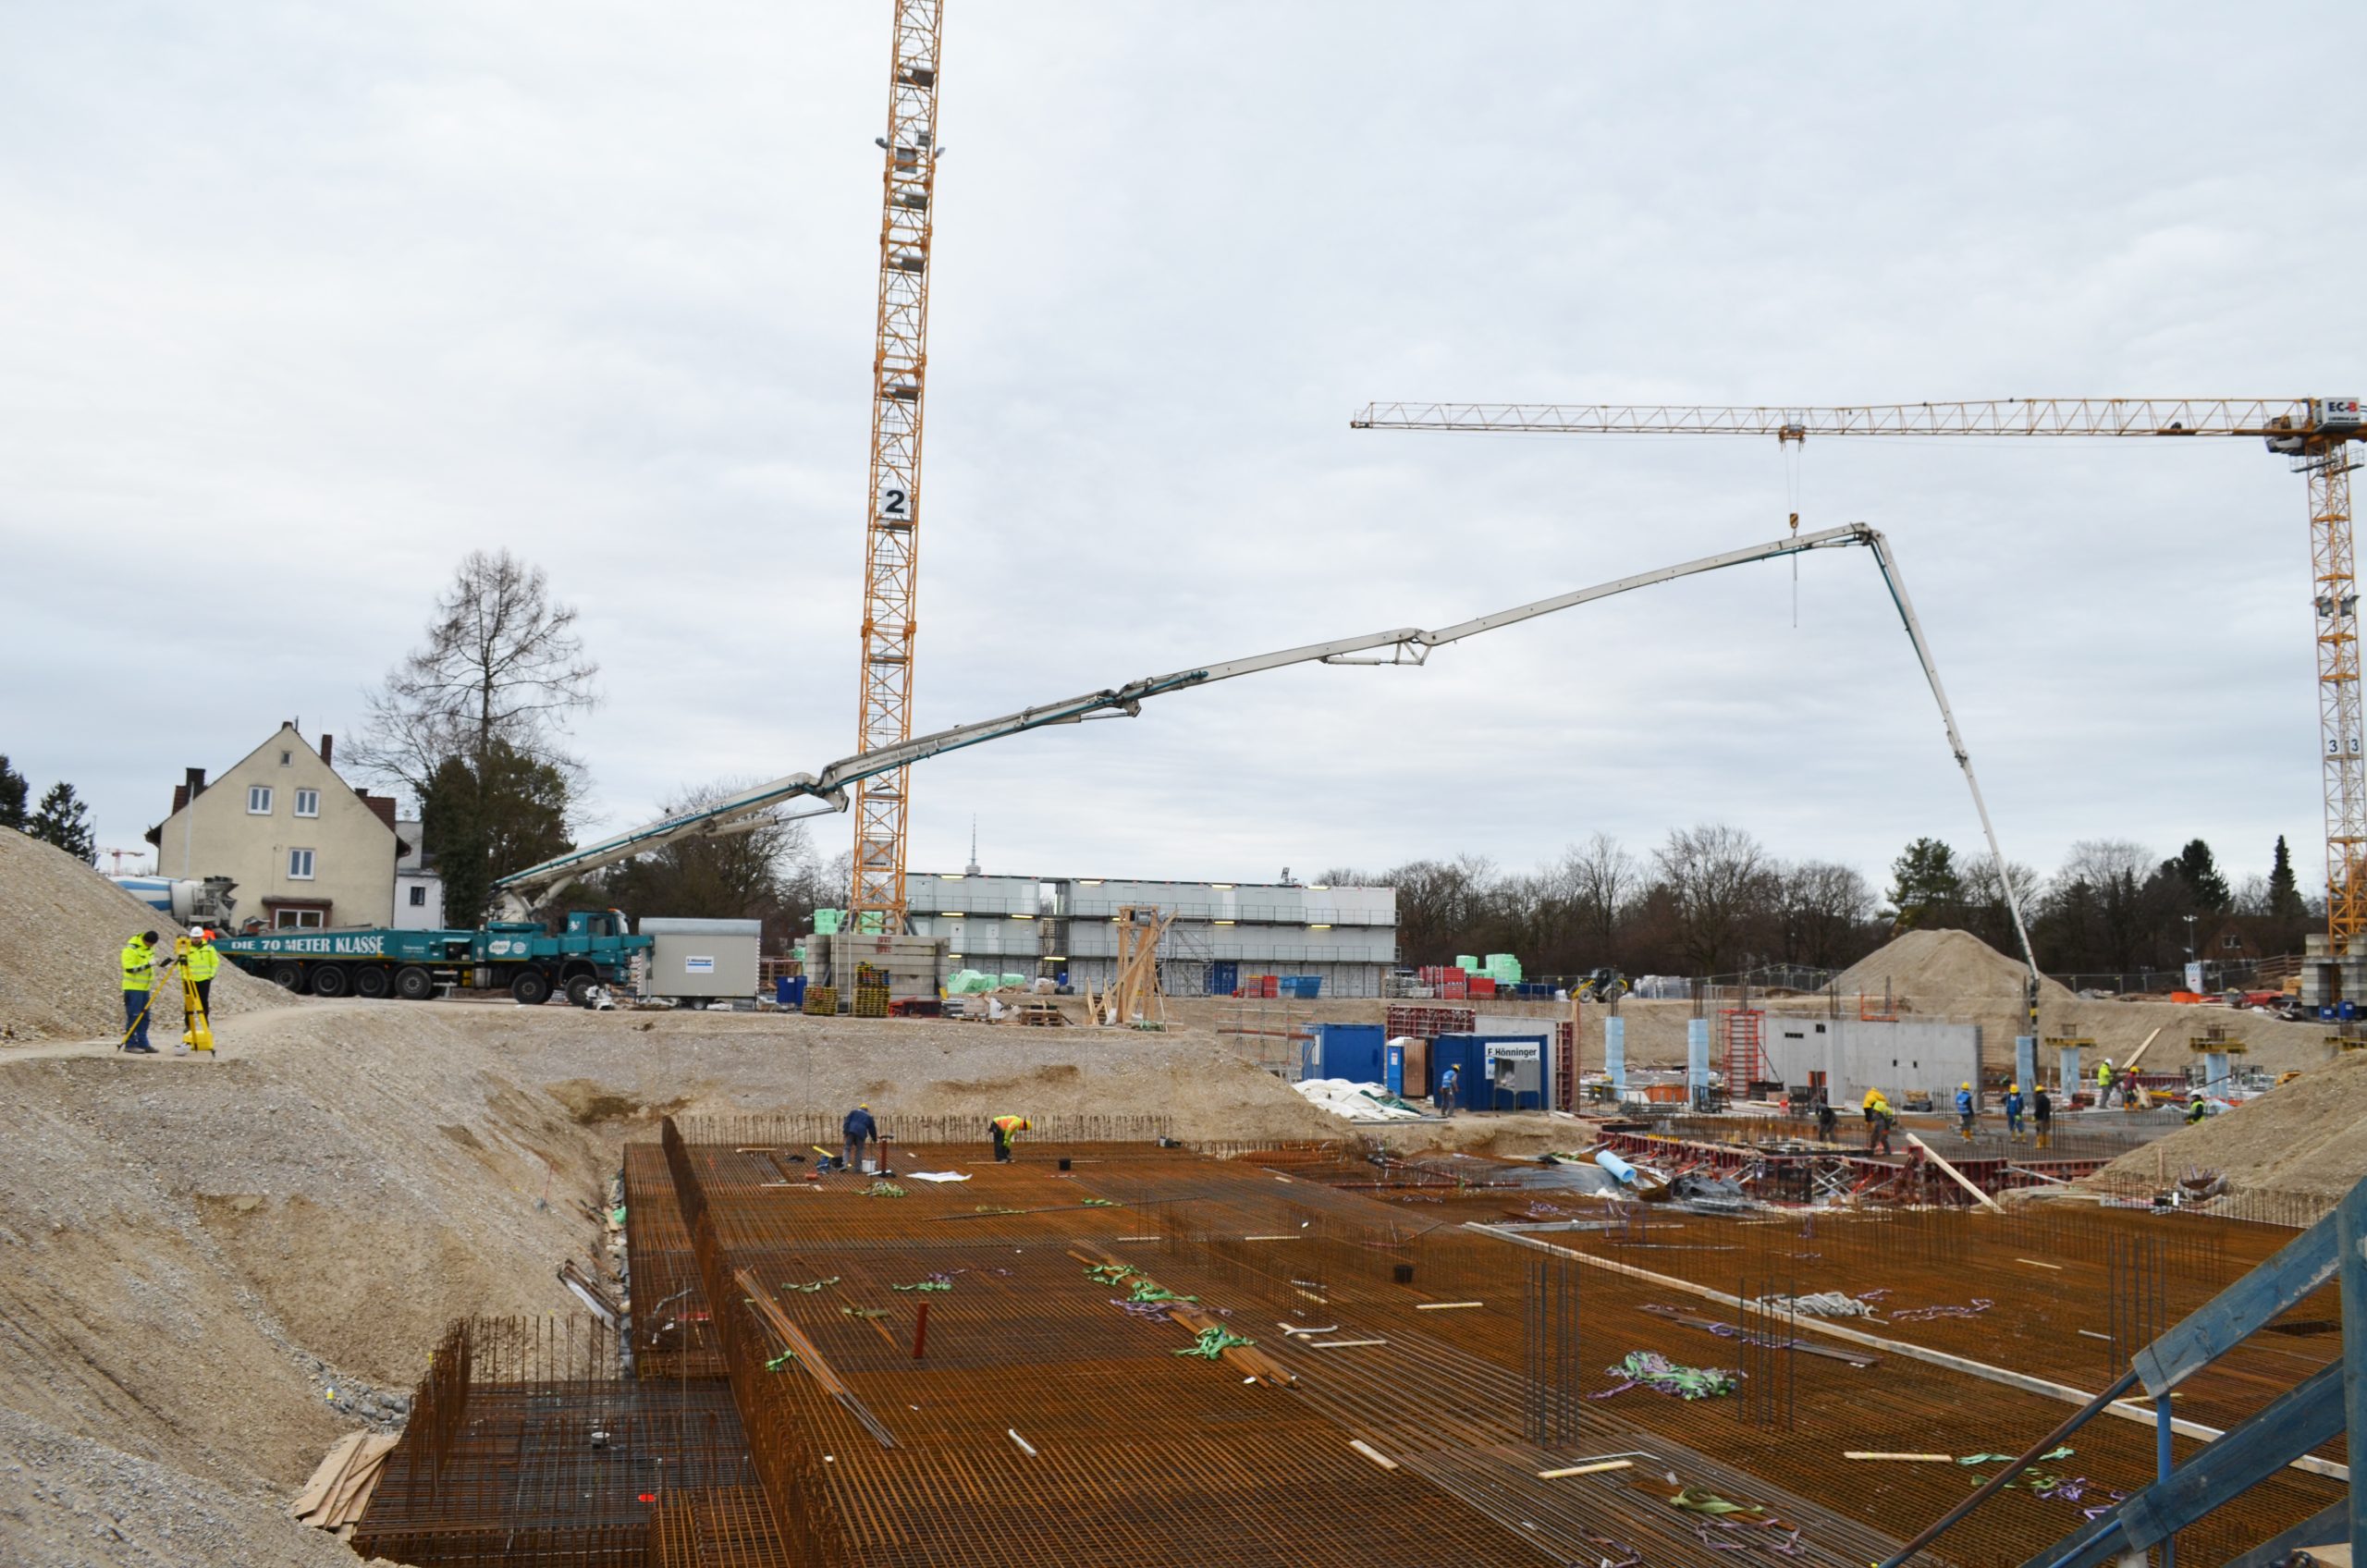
[1355,396,2367,956]
[849,0,945,934]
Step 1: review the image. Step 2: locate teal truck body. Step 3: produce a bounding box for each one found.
[215,910,651,1006]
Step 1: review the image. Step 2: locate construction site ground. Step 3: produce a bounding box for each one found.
[2,839,2359,1566]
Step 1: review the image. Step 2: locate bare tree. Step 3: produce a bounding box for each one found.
[350,550,601,798]
[1652,823,1774,974]
[1770,860,1873,968]
[1562,832,1639,963]
[600,780,816,949]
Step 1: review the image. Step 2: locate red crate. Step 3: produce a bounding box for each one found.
[1469,977,1497,998]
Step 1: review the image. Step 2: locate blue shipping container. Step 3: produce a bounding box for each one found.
[1314,1023,1386,1084]
[1209,962,1239,996]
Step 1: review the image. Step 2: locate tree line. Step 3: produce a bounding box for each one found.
[1324,827,2318,981]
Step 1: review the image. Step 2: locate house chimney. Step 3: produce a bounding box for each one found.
[185,766,206,799]
[320,733,333,766]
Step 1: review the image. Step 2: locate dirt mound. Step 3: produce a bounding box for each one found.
[0,831,293,1041]
[2083,1052,2367,1199]
[1834,928,2074,1011]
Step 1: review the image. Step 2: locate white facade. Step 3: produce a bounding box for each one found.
[149,724,404,930]
[393,818,447,930]
[903,873,1398,997]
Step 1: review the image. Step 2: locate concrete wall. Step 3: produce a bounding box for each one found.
[1762,1017,1981,1105]
[154,724,398,929]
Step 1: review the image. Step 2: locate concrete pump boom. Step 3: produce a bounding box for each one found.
[495,522,2037,984]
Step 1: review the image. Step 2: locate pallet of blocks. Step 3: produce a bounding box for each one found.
[803,985,837,1016]
[853,985,890,1017]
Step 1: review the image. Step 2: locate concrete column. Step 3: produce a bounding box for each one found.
[1686,1018,1711,1105]
[2202,1051,2230,1096]
[1604,1015,1626,1094]
[2058,1044,2081,1099]
[2015,1035,2037,1096]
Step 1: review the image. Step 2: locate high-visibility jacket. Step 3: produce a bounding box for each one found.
[2097,1063,2115,1086]
[992,1115,1028,1136]
[1867,1096,1892,1121]
[120,938,155,993]
[185,943,220,982]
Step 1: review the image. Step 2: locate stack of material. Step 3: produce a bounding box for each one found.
[289,1430,399,1538]
[1293,1077,1425,1122]
[803,985,838,1016]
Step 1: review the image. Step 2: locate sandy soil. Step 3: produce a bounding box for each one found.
[0,832,292,1042]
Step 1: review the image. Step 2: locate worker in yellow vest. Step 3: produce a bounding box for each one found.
[178,928,218,1056]
[990,1114,1031,1164]
[118,931,161,1053]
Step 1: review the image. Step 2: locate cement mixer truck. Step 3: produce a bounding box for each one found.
[108,875,239,929]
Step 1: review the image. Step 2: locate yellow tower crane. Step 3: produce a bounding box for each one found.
[1354,397,2367,957]
[849,2,947,933]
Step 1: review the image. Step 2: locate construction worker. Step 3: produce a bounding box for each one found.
[1437,1063,1460,1116]
[2032,1084,2054,1149]
[118,930,161,1053]
[1955,1081,1977,1139]
[990,1113,1031,1163]
[2003,1082,2025,1143]
[842,1103,877,1173]
[1861,1084,1884,1143]
[1815,1095,1837,1144]
[2186,1094,2209,1126]
[1867,1090,1895,1156]
[2097,1058,2118,1109]
[184,926,220,1021]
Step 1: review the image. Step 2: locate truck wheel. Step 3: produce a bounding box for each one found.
[311,964,351,998]
[565,974,598,1008]
[510,970,552,1006]
[353,965,391,999]
[269,962,304,991]
[394,966,435,1001]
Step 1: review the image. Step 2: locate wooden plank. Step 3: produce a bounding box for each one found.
[1414,1301,1484,1311]
[1466,1221,2349,1483]
[1538,1459,1632,1478]
[1348,1439,1398,1470]
[1904,1133,2003,1212]
[288,1432,365,1520]
[317,1433,397,1527]
[1845,1452,1953,1463]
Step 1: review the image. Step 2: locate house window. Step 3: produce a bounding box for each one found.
[2221,934,2242,951]
[275,908,324,930]
[280,751,292,766]
[409,885,427,908]
[247,786,273,815]
[294,788,320,817]
[288,848,316,880]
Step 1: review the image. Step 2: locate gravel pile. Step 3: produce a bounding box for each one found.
[1834,927,2076,1009]
[0,1406,375,1568]
[2081,1049,2367,1200]
[0,831,293,1041]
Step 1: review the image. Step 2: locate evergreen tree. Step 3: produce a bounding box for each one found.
[2268,835,2306,918]
[0,755,27,831]
[420,742,573,928]
[1886,838,1962,926]
[2174,839,2231,913]
[27,781,96,863]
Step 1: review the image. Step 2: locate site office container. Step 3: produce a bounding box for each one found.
[1429,1032,1551,1112]
[1306,1023,1387,1084]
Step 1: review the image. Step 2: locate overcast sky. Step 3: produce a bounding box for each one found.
[5,3,2361,900]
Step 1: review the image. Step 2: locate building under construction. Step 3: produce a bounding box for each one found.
[343,1111,2350,1568]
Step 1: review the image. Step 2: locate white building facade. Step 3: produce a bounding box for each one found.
[903,875,1398,998]
[393,817,447,930]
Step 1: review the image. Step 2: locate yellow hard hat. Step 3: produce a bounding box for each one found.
[2007,1083,2017,1093]
[1960,1082,1971,1091]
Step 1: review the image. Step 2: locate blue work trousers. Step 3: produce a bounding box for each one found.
[122,991,152,1049]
